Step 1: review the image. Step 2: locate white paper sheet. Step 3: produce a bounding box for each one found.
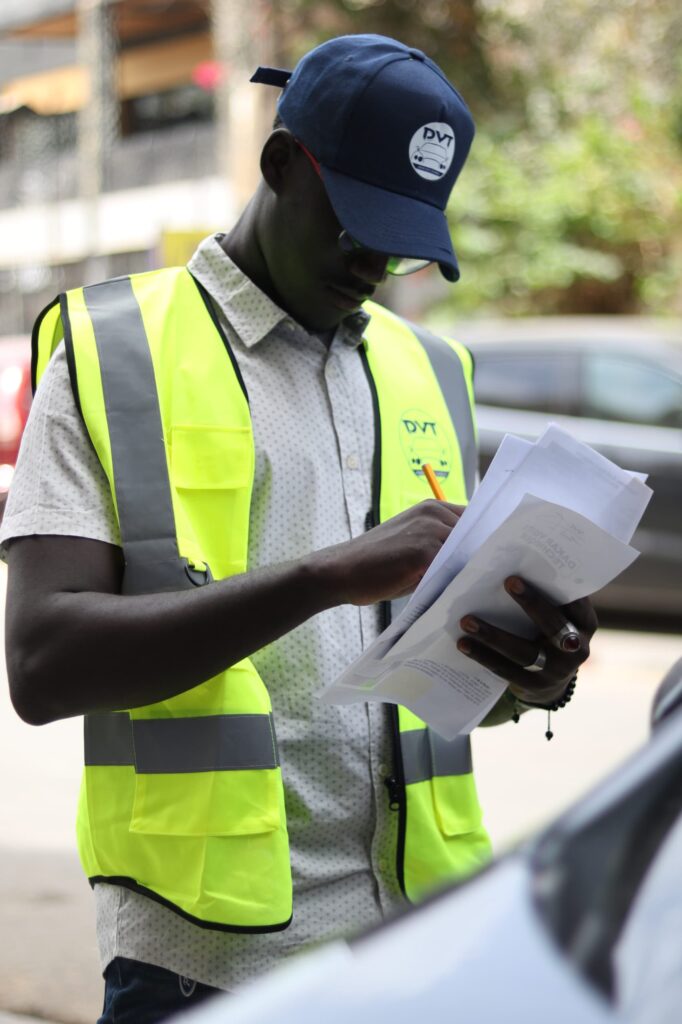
[321,426,653,738]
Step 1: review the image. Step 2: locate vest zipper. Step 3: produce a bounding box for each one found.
[359,342,409,899]
[388,703,408,898]
[384,773,401,810]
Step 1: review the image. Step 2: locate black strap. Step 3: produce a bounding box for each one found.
[250,66,292,87]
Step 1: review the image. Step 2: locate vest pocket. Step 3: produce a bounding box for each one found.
[169,425,254,578]
[130,767,282,837]
[430,772,484,836]
[170,426,253,490]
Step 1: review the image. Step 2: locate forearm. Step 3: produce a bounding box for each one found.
[9,555,332,724]
[8,501,463,725]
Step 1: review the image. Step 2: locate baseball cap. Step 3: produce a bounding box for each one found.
[251,34,475,282]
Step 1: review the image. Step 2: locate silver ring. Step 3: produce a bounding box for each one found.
[524,647,547,673]
[550,621,581,653]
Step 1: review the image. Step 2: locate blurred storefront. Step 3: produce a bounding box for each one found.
[0,0,276,333]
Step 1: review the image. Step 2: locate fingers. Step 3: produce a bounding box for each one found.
[459,615,545,670]
[441,502,466,517]
[456,635,560,703]
[562,594,599,636]
[333,499,463,606]
[503,577,597,653]
[457,619,579,704]
[388,500,462,551]
[419,499,463,527]
[457,576,596,704]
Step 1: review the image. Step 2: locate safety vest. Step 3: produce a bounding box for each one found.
[33,267,492,931]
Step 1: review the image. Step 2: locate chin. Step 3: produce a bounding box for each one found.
[296,305,347,334]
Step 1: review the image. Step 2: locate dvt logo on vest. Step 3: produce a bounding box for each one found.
[399,408,453,482]
[409,122,456,181]
[402,419,437,435]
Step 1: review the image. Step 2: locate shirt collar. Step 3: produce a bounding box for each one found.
[188,234,371,350]
[188,234,286,349]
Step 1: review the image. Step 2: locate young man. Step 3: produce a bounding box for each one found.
[3,34,594,1023]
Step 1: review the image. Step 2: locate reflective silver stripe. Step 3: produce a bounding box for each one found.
[84,712,279,773]
[407,320,477,500]
[83,277,192,595]
[85,712,134,766]
[401,728,472,785]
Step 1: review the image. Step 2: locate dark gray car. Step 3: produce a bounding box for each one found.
[461,320,682,627]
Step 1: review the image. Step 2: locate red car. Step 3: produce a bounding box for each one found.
[0,336,32,517]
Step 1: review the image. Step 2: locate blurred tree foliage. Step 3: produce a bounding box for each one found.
[276,0,682,314]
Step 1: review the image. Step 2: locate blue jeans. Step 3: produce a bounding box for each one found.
[98,956,220,1023]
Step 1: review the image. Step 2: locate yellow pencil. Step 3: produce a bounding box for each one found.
[422,462,446,501]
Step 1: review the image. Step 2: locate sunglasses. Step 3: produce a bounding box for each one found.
[296,140,432,277]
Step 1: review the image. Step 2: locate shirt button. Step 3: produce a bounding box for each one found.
[378,762,389,777]
[345,453,359,470]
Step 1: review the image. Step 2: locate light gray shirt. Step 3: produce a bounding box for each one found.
[0,235,405,990]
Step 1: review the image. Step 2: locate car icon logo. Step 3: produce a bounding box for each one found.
[412,142,449,175]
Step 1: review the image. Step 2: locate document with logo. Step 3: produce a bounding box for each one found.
[322,426,652,739]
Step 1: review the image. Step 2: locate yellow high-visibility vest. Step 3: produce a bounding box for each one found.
[33,267,491,930]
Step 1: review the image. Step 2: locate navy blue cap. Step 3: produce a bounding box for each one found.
[251,34,475,282]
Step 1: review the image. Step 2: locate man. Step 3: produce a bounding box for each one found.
[3,34,594,1023]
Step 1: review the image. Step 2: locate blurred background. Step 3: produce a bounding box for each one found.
[1,0,681,329]
[0,2,680,1021]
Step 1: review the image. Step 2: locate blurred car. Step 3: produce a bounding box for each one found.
[0,335,32,517]
[461,319,682,628]
[174,659,682,1024]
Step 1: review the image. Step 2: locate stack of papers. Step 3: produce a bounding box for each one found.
[321,425,652,739]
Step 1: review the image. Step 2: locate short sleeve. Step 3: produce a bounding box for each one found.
[0,342,121,558]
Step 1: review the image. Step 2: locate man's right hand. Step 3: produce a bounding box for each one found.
[5,501,460,724]
[307,499,462,606]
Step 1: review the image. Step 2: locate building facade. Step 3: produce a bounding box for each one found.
[0,0,278,334]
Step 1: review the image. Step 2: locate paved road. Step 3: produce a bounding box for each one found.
[0,562,679,1023]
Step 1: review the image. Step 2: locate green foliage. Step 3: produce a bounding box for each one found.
[447,108,682,314]
[279,0,682,314]
[445,0,682,314]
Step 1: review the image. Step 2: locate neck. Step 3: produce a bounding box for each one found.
[219,188,282,310]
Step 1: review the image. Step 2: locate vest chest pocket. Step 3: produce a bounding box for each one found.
[170,426,253,490]
[169,426,254,579]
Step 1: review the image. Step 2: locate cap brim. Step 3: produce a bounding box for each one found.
[320,165,459,283]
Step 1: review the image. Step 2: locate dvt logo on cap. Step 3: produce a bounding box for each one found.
[409,123,455,181]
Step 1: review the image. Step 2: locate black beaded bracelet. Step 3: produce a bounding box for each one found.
[511,675,577,740]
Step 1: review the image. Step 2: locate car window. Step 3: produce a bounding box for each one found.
[582,355,682,428]
[473,353,576,414]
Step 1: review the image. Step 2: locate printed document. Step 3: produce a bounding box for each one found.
[322,425,652,739]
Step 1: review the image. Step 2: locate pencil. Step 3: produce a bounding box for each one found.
[422,462,446,501]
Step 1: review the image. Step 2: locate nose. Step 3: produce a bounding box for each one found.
[347,248,390,285]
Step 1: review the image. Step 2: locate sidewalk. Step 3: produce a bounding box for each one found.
[0,848,101,1024]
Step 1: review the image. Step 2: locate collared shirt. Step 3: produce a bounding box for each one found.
[0,234,404,990]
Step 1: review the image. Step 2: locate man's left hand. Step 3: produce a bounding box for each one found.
[457,576,598,706]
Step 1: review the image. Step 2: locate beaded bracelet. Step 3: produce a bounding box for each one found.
[511,675,577,740]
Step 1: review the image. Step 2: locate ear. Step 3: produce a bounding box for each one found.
[260,129,299,195]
